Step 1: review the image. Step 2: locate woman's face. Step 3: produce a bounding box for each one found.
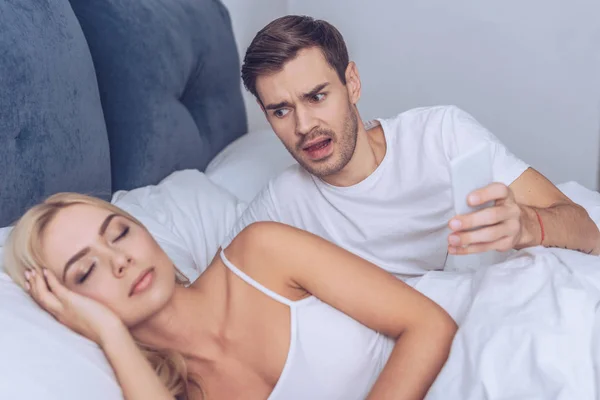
[40,204,177,327]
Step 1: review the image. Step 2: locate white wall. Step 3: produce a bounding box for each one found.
[220,0,288,132]
[224,0,600,189]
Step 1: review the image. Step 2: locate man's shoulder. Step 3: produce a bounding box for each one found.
[267,163,316,194]
[241,163,317,210]
[377,105,473,147]
[383,104,465,125]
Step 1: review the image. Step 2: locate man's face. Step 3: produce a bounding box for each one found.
[256,47,360,178]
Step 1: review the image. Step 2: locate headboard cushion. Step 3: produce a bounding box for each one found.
[68,0,248,191]
[0,0,112,227]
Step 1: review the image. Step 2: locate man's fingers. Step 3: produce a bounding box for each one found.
[449,236,515,255]
[450,207,505,231]
[450,203,521,232]
[468,183,510,207]
[449,219,520,247]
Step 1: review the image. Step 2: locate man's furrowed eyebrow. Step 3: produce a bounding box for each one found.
[302,83,329,100]
[264,100,293,111]
[264,83,330,110]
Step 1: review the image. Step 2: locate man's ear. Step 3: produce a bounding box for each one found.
[345,61,361,105]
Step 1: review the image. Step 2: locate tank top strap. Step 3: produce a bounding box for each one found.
[219,249,296,307]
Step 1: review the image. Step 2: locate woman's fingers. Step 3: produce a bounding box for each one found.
[43,268,70,300]
[25,269,63,317]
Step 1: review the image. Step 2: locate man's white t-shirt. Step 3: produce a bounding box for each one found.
[223,105,529,278]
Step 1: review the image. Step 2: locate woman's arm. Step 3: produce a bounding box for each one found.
[26,269,175,400]
[99,325,176,400]
[228,222,458,400]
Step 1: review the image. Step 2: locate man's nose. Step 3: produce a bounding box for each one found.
[295,105,318,137]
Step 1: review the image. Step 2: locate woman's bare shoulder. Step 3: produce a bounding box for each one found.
[223,222,309,301]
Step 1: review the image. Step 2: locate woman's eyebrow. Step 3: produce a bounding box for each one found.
[62,213,118,280]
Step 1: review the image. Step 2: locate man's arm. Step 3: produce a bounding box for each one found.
[510,168,599,253]
[449,168,600,255]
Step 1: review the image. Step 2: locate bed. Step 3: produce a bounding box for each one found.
[2,1,600,399]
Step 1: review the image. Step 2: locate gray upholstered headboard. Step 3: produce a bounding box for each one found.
[0,0,247,227]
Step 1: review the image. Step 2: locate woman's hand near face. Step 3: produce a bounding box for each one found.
[25,267,176,400]
[25,267,124,345]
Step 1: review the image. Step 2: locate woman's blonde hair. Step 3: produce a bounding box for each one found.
[3,193,201,400]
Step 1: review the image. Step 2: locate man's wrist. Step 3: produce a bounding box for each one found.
[516,205,541,249]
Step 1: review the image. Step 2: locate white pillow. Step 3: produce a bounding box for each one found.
[0,240,123,399]
[205,128,296,203]
[112,169,246,282]
[0,169,244,399]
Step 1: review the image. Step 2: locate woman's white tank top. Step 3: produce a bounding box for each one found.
[219,251,395,400]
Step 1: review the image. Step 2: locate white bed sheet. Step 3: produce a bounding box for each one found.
[419,247,600,400]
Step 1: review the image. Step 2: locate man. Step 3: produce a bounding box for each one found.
[225,15,599,278]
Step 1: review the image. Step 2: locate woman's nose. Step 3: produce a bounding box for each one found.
[112,251,132,277]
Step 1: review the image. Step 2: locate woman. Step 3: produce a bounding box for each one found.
[4,193,457,400]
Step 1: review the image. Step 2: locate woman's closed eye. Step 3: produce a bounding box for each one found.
[73,226,129,284]
[113,226,129,242]
[77,262,96,284]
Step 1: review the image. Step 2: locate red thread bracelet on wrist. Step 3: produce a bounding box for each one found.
[534,209,545,245]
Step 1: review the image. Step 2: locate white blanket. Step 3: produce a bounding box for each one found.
[417,247,600,400]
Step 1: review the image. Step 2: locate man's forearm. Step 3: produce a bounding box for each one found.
[518,202,600,255]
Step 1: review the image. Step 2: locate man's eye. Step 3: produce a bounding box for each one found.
[274,109,290,118]
[311,93,326,102]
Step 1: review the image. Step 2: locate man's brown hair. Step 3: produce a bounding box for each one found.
[241,15,350,101]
